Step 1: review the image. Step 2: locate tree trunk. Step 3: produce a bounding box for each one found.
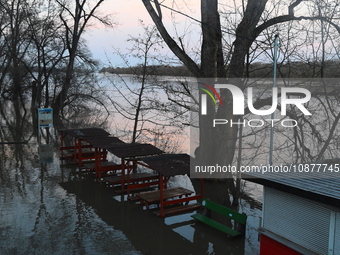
[53,53,75,125]
[141,0,279,203]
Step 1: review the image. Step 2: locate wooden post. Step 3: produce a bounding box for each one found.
[74,138,78,164]
[60,131,64,158]
[98,148,102,177]
[121,158,125,192]
[78,138,82,167]
[127,160,131,197]
[160,175,164,217]
[95,147,99,177]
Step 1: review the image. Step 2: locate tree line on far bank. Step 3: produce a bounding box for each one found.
[99,60,340,79]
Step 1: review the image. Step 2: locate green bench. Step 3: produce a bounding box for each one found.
[191,198,247,237]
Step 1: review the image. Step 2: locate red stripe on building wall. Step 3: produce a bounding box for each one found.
[260,234,302,255]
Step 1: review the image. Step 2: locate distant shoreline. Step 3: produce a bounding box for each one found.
[100,61,340,78]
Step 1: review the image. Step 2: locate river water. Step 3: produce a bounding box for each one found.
[0,139,262,254]
[0,74,263,254]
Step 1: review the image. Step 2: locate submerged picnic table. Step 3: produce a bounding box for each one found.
[59,128,203,218]
[96,143,164,194]
[60,128,110,166]
[137,154,204,217]
[82,136,125,177]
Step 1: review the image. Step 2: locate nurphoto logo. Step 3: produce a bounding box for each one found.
[200,83,312,128]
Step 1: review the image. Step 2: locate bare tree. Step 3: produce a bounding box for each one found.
[23,1,67,131]
[141,0,340,201]
[0,0,32,103]
[52,0,112,124]
[0,0,114,137]
[126,22,164,143]
[104,21,185,152]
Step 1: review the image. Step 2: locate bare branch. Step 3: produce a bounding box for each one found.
[141,0,201,77]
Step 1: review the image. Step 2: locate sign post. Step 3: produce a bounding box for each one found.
[38,108,53,142]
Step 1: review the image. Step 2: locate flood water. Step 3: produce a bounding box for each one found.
[0,134,262,255]
[0,74,263,254]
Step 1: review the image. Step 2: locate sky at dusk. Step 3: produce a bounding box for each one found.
[84,1,312,68]
[84,0,200,68]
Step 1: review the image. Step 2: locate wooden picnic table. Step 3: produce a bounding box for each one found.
[136,187,194,209]
[136,154,204,217]
[59,128,110,166]
[104,143,164,195]
[83,161,121,177]
[73,136,164,195]
[82,136,125,177]
[101,173,159,185]
[101,172,160,190]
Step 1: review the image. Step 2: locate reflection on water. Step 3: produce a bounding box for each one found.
[0,100,261,254]
[0,143,141,255]
[0,141,261,254]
